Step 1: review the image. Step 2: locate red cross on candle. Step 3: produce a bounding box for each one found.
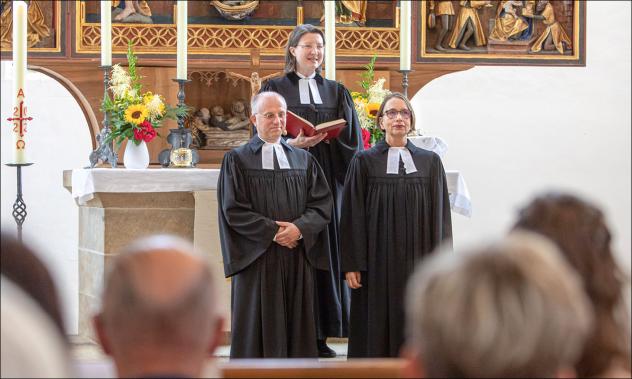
[7,100,32,138]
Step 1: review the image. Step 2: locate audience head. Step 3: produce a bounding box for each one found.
[1,276,71,377]
[93,235,223,378]
[1,232,66,337]
[404,232,593,378]
[377,92,416,137]
[285,24,325,74]
[513,192,631,377]
[250,92,287,143]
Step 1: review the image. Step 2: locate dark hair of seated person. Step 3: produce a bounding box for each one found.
[1,232,66,338]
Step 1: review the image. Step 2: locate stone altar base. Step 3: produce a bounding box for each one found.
[77,192,194,343]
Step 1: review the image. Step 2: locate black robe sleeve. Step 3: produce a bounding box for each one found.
[217,152,279,277]
[293,155,334,271]
[339,153,368,273]
[330,84,363,184]
[430,155,453,249]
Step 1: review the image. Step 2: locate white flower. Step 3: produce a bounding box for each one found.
[109,64,132,99]
[367,78,391,104]
[145,94,165,117]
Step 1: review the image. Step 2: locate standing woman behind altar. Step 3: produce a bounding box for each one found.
[260,24,363,357]
[341,93,452,357]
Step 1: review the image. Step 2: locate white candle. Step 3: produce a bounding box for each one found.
[176,1,188,80]
[399,0,411,71]
[101,0,112,66]
[12,1,28,164]
[324,1,335,81]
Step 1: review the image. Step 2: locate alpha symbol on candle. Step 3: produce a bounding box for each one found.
[8,100,33,138]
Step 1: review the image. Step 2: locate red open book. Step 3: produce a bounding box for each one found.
[285,110,347,141]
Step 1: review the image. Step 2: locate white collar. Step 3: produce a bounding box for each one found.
[259,137,290,170]
[386,147,417,174]
[296,71,323,105]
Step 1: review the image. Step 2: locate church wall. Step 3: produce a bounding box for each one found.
[1,1,629,336]
[411,1,631,275]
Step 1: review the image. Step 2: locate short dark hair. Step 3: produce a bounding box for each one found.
[284,24,325,74]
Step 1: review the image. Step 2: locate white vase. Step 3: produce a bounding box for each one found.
[123,140,150,169]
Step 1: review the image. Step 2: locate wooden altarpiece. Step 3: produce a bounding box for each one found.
[0,0,585,165]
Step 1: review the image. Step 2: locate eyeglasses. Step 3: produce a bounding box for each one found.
[383,109,412,120]
[297,44,324,51]
[257,111,286,120]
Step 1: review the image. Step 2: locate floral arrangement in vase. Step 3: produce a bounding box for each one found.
[351,56,391,148]
[103,42,187,149]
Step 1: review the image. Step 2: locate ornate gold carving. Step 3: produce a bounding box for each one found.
[190,71,240,88]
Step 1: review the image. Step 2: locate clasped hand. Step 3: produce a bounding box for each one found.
[274,221,301,249]
[287,130,327,148]
[345,272,362,289]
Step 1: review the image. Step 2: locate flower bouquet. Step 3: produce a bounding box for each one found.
[351,56,391,148]
[102,42,187,149]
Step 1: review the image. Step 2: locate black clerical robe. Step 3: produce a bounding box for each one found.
[261,72,363,339]
[340,140,453,358]
[218,137,333,358]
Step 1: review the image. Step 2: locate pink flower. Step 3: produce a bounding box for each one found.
[361,128,371,149]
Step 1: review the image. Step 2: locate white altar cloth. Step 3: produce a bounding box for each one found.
[71,168,220,205]
[71,167,471,217]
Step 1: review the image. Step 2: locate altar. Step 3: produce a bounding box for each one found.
[64,167,470,340]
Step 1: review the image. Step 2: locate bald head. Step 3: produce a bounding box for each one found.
[95,235,221,377]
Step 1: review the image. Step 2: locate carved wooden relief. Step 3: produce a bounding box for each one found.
[419,0,585,65]
[0,0,61,52]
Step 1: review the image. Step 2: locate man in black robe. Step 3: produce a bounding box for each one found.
[261,64,362,356]
[218,91,333,358]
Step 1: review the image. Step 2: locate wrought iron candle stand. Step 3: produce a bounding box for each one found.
[88,65,118,168]
[399,69,411,99]
[6,162,33,242]
[159,79,199,167]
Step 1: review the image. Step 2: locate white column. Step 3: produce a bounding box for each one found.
[399,0,411,71]
[324,1,336,81]
[12,1,28,164]
[176,1,188,80]
[100,1,112,66]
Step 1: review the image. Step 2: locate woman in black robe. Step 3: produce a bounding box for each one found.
[341,93,453,357]
[260,24,363,356]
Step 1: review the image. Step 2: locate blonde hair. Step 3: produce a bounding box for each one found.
[405,232,593,378]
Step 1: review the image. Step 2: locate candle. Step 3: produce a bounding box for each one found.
[12,1,28,164]
[176,1,188,80]
[101,0,112,66]
[399,0,411,71]
[324,1,335,80]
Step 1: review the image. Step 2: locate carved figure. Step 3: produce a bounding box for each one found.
[223,100,251,131]
[447,0,493,51]
[211,1,259,21]
[191,108,212,147]
[489,0,532,41]
[529,0,572,54]
[209,105,230,129]
[112,0,152,24]
[227,71,281,99]
[429,1,455,51]
[0,0,51,48]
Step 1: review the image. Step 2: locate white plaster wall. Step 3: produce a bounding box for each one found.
[0,1,629,337]
[1,63,92,335]
[411,1,631,275]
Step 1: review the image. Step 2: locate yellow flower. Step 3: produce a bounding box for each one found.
[124,104,149,125]
[365,103,380,119]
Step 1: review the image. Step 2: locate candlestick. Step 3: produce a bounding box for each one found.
[12,1,27,164]
[158,79,198,168]
[176,1,188,80]
[101,0,112,66]
[399,69,411,99]
[399,0,411,71]
[5,163,33,242]
[324,1,336,81]
[88,66,118,168]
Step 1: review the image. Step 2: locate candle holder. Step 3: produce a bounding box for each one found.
[399,69,411,99]
[158,79,199,167]
[88,65,118,168]
[5,162,33,242]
